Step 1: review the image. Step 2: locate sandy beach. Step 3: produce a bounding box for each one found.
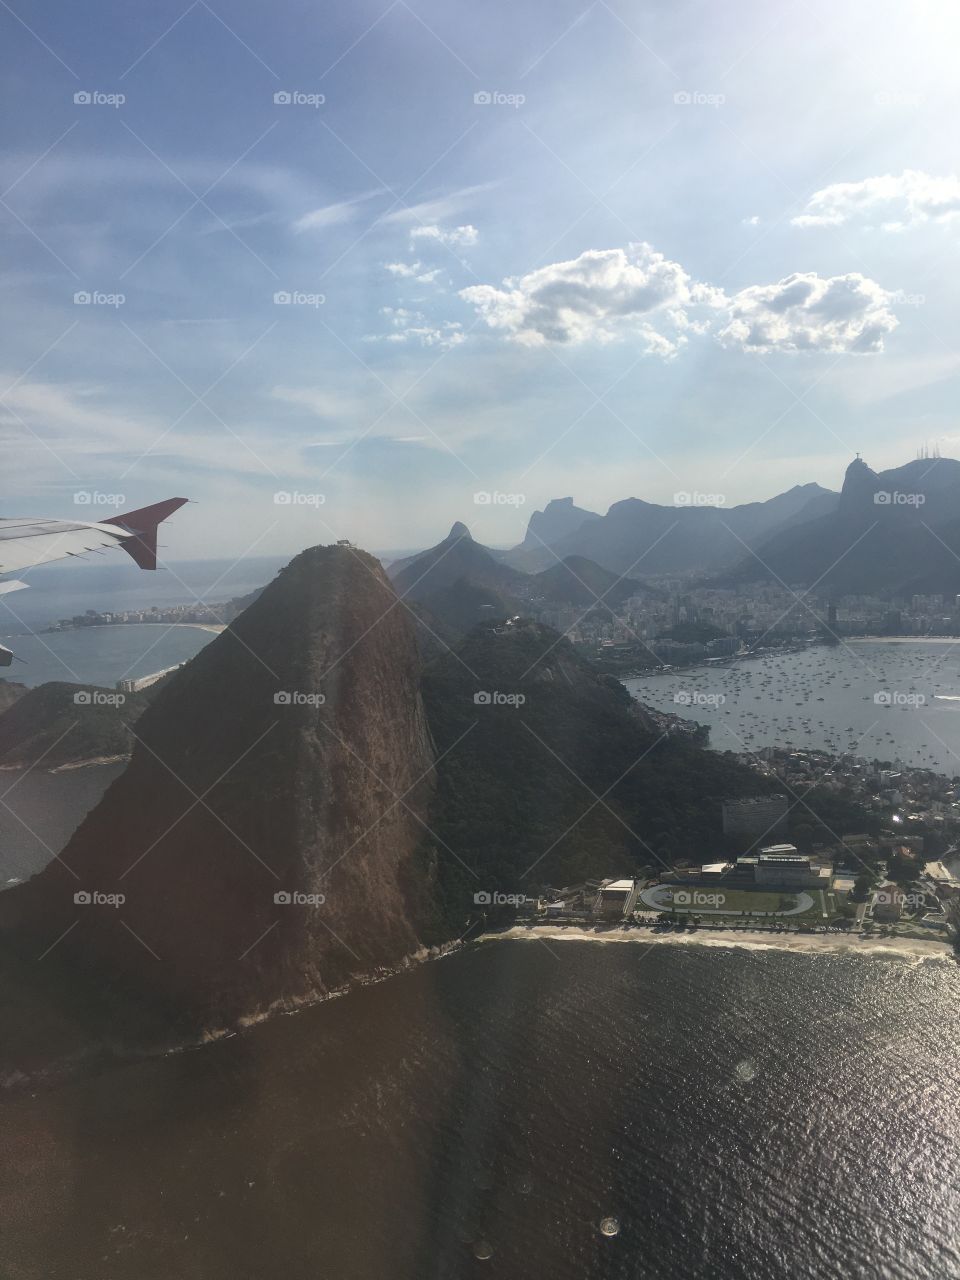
[484,923,955,961]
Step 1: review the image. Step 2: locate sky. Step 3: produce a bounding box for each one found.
[2,0,960,562]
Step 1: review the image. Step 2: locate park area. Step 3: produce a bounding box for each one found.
[639,884,835,921]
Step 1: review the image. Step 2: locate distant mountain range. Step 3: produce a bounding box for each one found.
[392,455,960,603]
[501,484,836,575]
[723,456,960,597]
[387,523,660,640]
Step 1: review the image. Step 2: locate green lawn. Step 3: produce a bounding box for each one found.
[644,884,824,918]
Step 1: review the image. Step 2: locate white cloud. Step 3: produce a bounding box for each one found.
[460,246,899,356]
[384,260,443,283]
[375,307,465,350]
[791,170,960,230]
[716,272,898,354]
[380,183,494,226]
[293,188,385,232]
[410,224,478,249]
[459,242,722,351]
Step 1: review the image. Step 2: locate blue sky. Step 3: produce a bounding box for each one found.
[2,0,959,559]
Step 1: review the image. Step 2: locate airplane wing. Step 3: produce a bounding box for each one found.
[0,498,189,667]
[0,499,188,576]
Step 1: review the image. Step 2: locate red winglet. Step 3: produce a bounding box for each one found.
[102,498,189,570]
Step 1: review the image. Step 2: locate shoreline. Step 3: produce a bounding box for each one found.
[30,621,226,637]
[481,923,955,961]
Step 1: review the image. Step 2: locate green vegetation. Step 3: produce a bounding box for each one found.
[0,676,172,769]
[418,620,784,938]
[652,887,820,917]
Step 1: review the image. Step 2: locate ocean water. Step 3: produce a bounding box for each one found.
[1,939,957,1280]
[0,556,287,632]
[0,623,218,688]
[626,640,960,775]
[0,764,125,886]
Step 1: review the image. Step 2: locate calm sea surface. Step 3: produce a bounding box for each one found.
[0,764,125,886]
[1,939,957,1280]
[627,640,960,775]
[0,623,218,688]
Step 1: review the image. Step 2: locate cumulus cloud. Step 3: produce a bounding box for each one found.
[374,307,465,350]
[410,223,478,249]
[716,272,898,354]
[384,260,442,283]
[459,243,723,351]
[791,170,960,231]
[460,246,899,356]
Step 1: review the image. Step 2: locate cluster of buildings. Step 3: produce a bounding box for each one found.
[533,582,960,672]
[48,604,226,631]
[662,845,834,892]
[522,766,960,937]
